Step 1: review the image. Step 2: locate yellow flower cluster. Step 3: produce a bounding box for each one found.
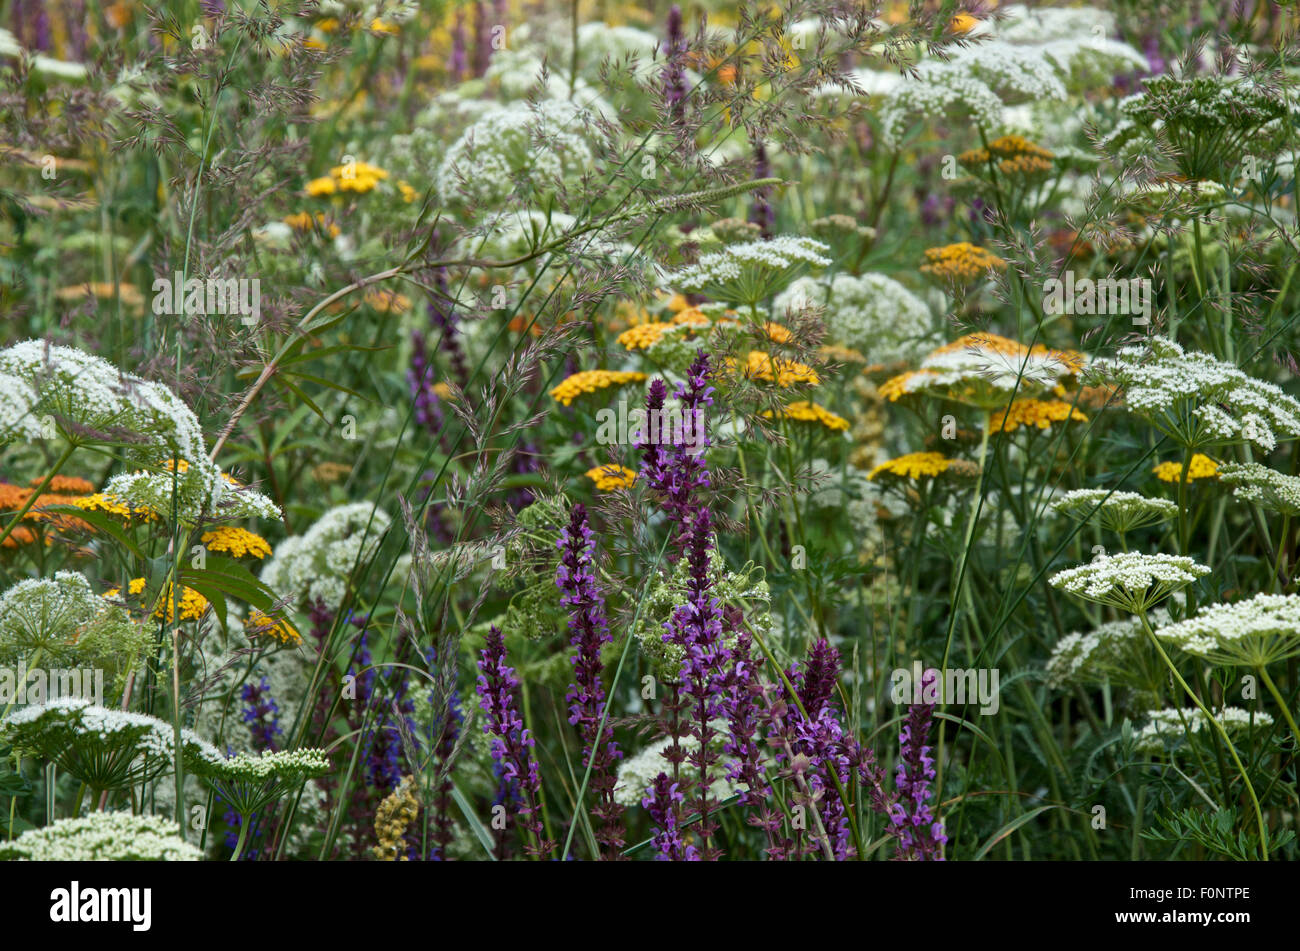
[549,370,648,406]
[104,578,209,622]
[868,452,954,481]
[363,289,412,313]
[73,492,158,523]
[586,465,637,491]
[248,609,303,646]
[617,322,674,350]
[989,399,1087,433]
[762,401,850,431]
[201,526,273,560]
[1153,454,1220,483]
[819,344,868,365]
[672,307,712,328]
[762,322,793,344]
[919,243,1008,282]
[283,211,340,237]
[733,351,820,387]
[306,161,390,196]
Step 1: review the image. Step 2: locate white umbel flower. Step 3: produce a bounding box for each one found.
[1049,552,1209,612]
[670,236,831,306]
[1218,462,1300,516]
[775,273,934,364]
[1155,593,1300,667]
[1088,337,1300,452]
[259,503,391,610]
[1133,706,1273,756]
[0,812,201,861]
[1050,488,1179,534]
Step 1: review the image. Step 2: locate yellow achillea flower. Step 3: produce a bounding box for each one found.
[960,136,1054,166]
[989,399,1087,433]
[1153,455,1220,483]
[586,465,637,491]
[733,351,820,387]
[920,243,1007,282]
[549,370,648,406]
[666,293,691,313]
[54,282,146,313]
[283,211,340,237]
[996,154,1053,176]
[306,176,337,196]
[201,526,273,560]
[73,492,158,523]
[104,578,209,622]
[950,13,979,33]
[671,307,711,328]
[369,18,398,34]
[308,161,390,198]
[762,401,850,431]
[1,526,37,549]
[31,475,94,494]
[433,382,454,400]
[819,344,868,365]
[762,322,793,344]
[247,609,303,646]
[364,289,411,313]
[868,452,954,481]
[617,322,674,350]
[398,181,417,203]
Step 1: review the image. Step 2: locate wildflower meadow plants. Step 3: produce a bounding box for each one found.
[1,0,1300,879]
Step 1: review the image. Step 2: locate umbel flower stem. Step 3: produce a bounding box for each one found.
[230,813,252,862]
[1257,665,1300,750]
[1137,613,1268,859]
[937,412,992,797]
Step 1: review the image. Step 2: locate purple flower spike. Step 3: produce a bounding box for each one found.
[476,626,553,857]
[557,503,625,857]
[891,668,947,861]
[642,773,698,861]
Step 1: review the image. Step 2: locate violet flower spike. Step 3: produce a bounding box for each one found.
[556,503,625,857]
[475,626,553,857]
[891,668,947,861]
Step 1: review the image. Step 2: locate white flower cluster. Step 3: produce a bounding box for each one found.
[1,697,223,781]
[1155,593,1300,667]
[878,5,1146,146]
[670,236,831,305]
[1050,488,1178,534]
[775,273,934,364]
[805,459,903,540]
[260,503,391,610]
[436,100,601,209]
[1089,337,1300,452]
[896,343,1077,405]
[0,340,223,503]
[1133,707,1273,756]
[1046,606,1175,690]
[1218,462,1300,517]
[197,747,330,783]
[1049,552,1209,611]
[0,812,201,861]
[613,733,741,807]
[0,570,104,660]
[96,468,281,524]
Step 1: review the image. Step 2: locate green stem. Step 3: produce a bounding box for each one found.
[1258,666,1300,751]
[1139,615,1268,859]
